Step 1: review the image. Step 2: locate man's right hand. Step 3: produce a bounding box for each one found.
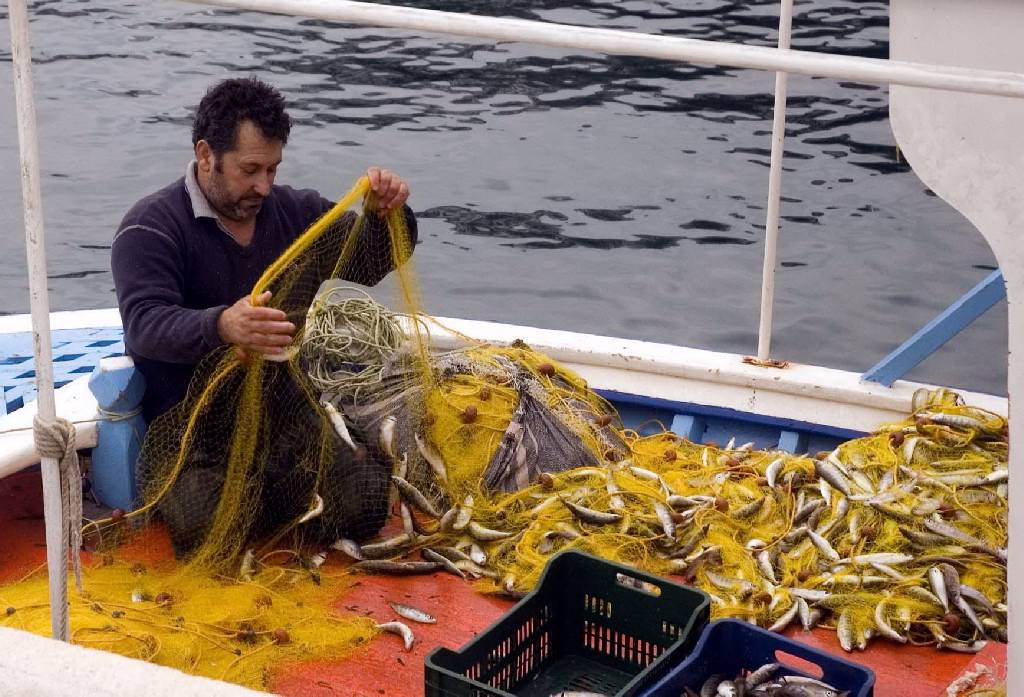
[217,290,295,356]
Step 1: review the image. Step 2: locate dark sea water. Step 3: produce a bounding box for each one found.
[0,0,1007,396]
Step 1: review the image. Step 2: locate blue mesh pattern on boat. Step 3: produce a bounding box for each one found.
[0,328,125,415]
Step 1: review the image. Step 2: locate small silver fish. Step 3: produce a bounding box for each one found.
[392,476,442,518]
[454,559,499,580]
[528,495,559,518]
[938,562,962,603]
[841,552,913,566]
[756,550,778,584]
[607,471,625,511]
[353,560,442,575]
[467,521,515,542]
[836,610,855,652]
[746,662,780,688]
[421,548,466,579]
[733,497,764,520]
[814,459,852,498]
[955,595,986,635]
[928,566,950,612]
[239,548,256,582]
[469,543,488,565]
[430,546,473,564]
[873,598,907,644]
[379,415,398,460]
[376,620,415,651]
[778,675,850,697]
[765,458,784,489]
[559,497,623,525]
[453,495,474,531]
[438,506,459,532]
[321,400,357,451]
[653,501,675,538]
[298,494,325,524]
[807,529,840,562]
[700,675,727,697]
[415,432,448,484]
[958,583,995,615]
[400,502,416,536]
[768,601,800,632]
[388,601,436,624]
[796,597,818,631]
[792,499,823,526]
[361,532,416,559]
[331,538,364,561]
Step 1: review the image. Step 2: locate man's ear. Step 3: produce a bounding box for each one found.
[195,140,213,173]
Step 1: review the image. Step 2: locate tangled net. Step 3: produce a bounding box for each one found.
[334,335,1008,655]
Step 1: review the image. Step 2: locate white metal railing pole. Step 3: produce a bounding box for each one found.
[181,0,1024,99]
[7,0,69,640]
[756,0,795,361]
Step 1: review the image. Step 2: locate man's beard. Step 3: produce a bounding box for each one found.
[205,163,264,222]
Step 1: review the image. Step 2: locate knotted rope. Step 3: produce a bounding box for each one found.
[32,414,82,593]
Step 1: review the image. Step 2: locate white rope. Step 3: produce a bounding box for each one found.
[32,415,82,593]
[0,407,142,436]
[96,405,143,422]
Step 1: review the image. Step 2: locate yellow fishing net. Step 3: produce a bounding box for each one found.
[0,173,1010,689]
[1,176,417,688]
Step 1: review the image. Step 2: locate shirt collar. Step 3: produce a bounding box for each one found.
[185,160,220,221]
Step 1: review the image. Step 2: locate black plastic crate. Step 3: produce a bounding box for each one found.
[639,619,875,697]
[424,550,710,697]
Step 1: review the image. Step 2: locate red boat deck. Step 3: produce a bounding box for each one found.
[0,469,1006,696]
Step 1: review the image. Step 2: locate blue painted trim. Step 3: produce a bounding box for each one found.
[669,413,707,442]
[863,270,1005,387]
[777,430,807,454]
[597,388,865,441]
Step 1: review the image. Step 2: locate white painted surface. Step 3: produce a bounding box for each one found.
[425,316,1005,428]
[0,375,99,479]
[756,0,794,361]
[889,0,1022,691]
[0,307,123,333]
[8,0,68,641]
[181,0,1024,98]
[0,627,269,696]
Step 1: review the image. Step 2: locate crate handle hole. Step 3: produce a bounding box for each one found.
[615,572,661,597]
[774,650,824,679]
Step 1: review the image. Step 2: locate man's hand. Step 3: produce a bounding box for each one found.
[217,290,295,357]
[366,167,410,211]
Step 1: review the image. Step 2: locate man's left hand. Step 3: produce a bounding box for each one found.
[366,167,410,211]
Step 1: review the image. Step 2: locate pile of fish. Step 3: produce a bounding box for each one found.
[327,390,1007,654]
[685,664,849,697]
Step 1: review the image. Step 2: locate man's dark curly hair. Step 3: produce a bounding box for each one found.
[192,77,291,155]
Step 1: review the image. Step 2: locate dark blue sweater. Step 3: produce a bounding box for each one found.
[111,176,417,422]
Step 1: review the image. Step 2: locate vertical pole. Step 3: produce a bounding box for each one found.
[756,0,795,361]
[7,0,69,640]
[1006,272,1022,697]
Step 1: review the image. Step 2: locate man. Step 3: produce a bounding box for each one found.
[112,76,416,423]
[112,77,415,554]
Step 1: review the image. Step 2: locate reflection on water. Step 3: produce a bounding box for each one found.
[0,0,1006,395]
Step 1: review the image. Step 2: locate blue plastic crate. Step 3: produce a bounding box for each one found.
[639,619,875,697]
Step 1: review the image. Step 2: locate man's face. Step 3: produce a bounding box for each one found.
[196,119,283,222]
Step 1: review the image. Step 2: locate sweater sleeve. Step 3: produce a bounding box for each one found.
[112,223,227,364]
